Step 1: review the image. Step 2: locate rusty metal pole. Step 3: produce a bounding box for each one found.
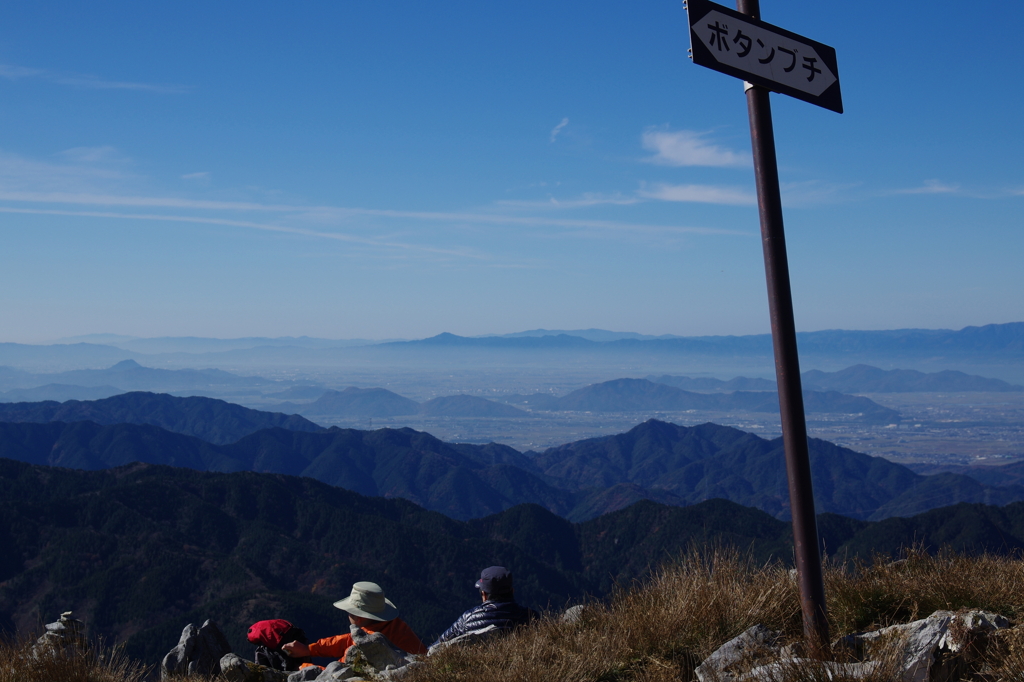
[736,0,830,656]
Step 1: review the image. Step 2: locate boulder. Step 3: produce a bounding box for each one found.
[313,660,360,681]
[160,619,232,679]
[695,624,780,682]
[741,659,880,681]
[696,610,1012,682]
[561,605,588,624]
[220,653,292,682]
[288,665,325,682]
[345,623,417,675]
[855,609,1010,682]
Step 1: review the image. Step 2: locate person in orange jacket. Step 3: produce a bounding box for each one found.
[282,581,427,663]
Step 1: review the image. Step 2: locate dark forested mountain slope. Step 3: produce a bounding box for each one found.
[0,391,322,444]
[531,420,1024,521]
[5,459,1024,668]
[1,417,1021,523]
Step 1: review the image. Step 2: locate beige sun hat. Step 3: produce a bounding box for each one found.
[332,581,399,622]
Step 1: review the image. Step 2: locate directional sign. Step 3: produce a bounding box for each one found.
[685,0,842,113]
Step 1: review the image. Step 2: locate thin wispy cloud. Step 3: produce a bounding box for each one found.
[639,183,755,206]
[497,193,640,209]
[0,188,742,239]
[0,206,486,259]
[549,117,569,142]
[0,63,188,94]
[641,128,750,167]
[892,179,960,195]
[181,172,211,181]
[780,180,860,207]
[0,65,45,79]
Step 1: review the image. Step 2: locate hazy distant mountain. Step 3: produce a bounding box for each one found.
[380,323,1024,359]
[391,332,595,350]
[299,388,530,418]
[0,342,132,370]
[653,365,1023,393]
[0,359,279,394]
[649,374,777,392]
[418,395,528,417]
[0,392,322,444]
[492,329,683,342]
[263,384,331,400]
[513,378,900,423]
[101,335,389,354]
[301,387,420,416]
[6,323,1024,378]
[0,384,124,402]
[801,364,1023,392]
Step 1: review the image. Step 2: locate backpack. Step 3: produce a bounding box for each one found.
[247,619,311,671]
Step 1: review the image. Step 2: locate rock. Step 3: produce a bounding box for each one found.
[313,660,360,681]
[376,661,425,680]
[740,659,879,681]
[861,610,953,682]
[160,619,232,679]
[851,609,1010,682]
[288,665,325,682]
[221,653,292,682]
[31,611,87,658]
[561,605,587,624]
[695,624,780,682]
[344,623,417,675]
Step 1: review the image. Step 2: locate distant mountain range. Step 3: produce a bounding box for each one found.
[291,378,899,423]
[0,393,1018,522]
[0,359,279,395]
[650,364,1023,393]
[497,378,900,423]
[0,392,323,444]
[4,323,1023,374]
[384,323,1024,359]
[6,458,1024,665]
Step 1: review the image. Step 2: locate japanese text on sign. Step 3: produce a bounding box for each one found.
[693,8,836,97]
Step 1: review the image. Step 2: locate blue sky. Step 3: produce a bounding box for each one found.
[1,1,1021,342]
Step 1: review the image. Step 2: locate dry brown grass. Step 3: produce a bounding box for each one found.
[825,547,1024,634]
[410,547,1024,682]
[413,547,802,682]
[0,634,150,682]
[6,547,1024,682]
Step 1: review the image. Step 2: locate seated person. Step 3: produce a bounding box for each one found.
[283,581,427,663]
[430,566,537,650]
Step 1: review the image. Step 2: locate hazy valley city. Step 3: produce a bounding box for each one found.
[2,2,1023,681]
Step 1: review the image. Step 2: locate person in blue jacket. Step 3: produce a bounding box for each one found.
[429,566,537,651]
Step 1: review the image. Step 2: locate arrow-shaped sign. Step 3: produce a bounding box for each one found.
[685,0,842,113]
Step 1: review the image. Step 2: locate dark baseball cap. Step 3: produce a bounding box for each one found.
[475,566,513,597]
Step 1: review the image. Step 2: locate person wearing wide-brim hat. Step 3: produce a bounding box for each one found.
[282,581,427,663]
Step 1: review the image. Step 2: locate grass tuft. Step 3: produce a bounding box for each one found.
[6,546,1024,682]
[0,633,150,682]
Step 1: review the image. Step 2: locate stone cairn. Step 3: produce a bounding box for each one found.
[31,611,88,659]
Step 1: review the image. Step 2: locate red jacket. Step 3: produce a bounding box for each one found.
[307,618,427,662]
